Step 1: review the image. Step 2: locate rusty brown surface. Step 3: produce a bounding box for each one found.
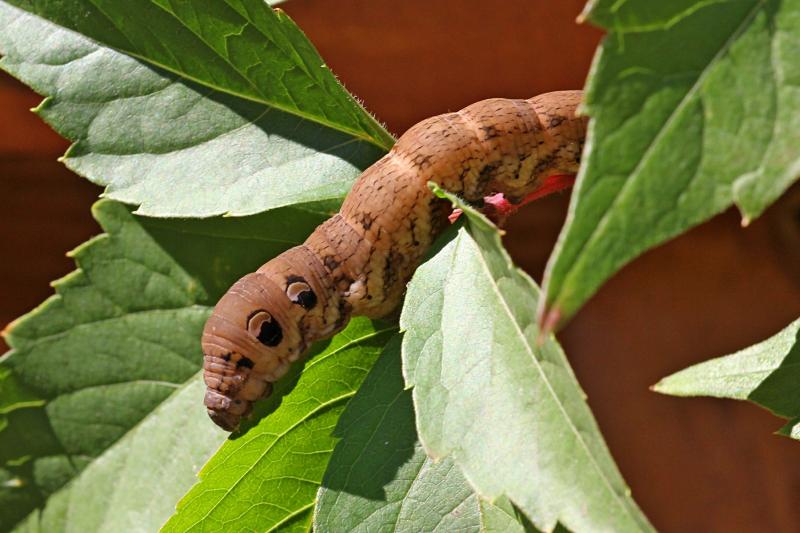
[1,1,799,531]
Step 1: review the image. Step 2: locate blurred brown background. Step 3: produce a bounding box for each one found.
[2,1,799,531]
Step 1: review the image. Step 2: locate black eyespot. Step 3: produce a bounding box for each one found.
[286,279,317,310]
[257,319,283,347]
[246,310,283,347]
[295,289,317,309]
[236,356,254,369]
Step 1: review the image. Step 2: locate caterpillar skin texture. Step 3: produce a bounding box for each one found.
[202,90,588,431]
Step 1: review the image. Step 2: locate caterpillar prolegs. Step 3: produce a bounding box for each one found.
[202,90,587,431]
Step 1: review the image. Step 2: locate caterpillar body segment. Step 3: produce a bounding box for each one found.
[202,90,588,431]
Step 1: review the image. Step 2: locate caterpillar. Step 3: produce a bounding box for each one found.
[202,90,587,431]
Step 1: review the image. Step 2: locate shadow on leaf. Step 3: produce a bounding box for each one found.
[318,335,416,500]
[749,324,800,420]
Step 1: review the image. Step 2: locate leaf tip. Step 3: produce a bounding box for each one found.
[776,419,800,440]
[650,375,682,396]
[1,319,17,340]
[29,95,50,116]
[577,0,597,24]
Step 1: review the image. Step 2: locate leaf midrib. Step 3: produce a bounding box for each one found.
[7,304,210,347]
[602,0,737,33]
[181,391,354,530]
[460,228,646,529]
[80,0,393,150]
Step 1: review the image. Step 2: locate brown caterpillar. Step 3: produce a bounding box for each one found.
[202,90,587,431]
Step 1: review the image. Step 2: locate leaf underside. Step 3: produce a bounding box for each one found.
[0,2,389,217]
[400,187,652,533]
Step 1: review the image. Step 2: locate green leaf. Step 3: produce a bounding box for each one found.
[400,186,652,532]
[479,497,529,533]
[541,0,800,327]
[0,366,43,414]
[654,318,800,439]
[133,200,332,303]
[0,466,42,531]
[2,0,393,149]
[13,376,228,533]
[314,336,485,533]
[0,3,388,216]
[0,199,326,530]
[479,497,569,533]
[778,417,800,439]
[162,319,396,533]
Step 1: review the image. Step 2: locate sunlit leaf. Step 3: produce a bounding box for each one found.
[162,319,396,533]
[401,186,652,532]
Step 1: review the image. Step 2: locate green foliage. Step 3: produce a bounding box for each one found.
[3,0,800,532]
[655,318,800,439]
[163,319,395,532]
[400,188,652,533]
[479,497,528,533]
[314,336,486,532]
[313,334,546,532]
[0,3,387,216]
[542,0,800,327]
[0,200,326,530]
[0,367,41,413]
[11,376,227,533]
[1,0,393,149]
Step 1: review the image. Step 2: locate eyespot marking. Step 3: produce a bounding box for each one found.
[257,319,283,346]
[247,310,284,347]
[286,278,317,310]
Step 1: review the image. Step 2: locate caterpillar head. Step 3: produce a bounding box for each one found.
[201,272,314,431]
